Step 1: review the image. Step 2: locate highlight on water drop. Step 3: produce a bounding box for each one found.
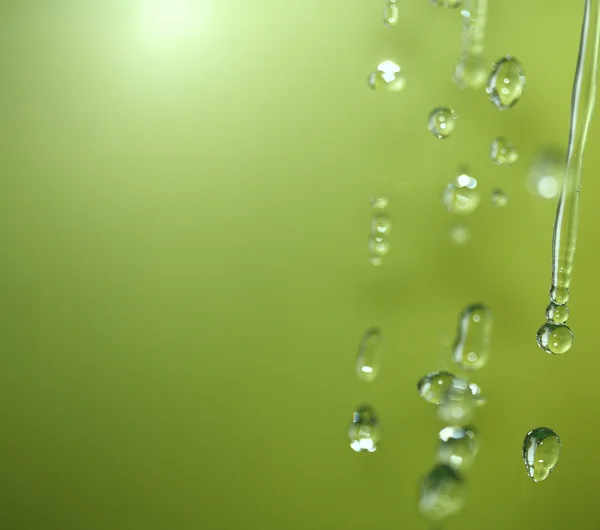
[371,213,391,236]
[368,60,406,92]
[382,0,399,28]
[437,425,479,470]
[417,371,457,405]
[491,189,508,208]
[487,56,526,110]
[452,303,493,370]
[545,302,570,324]
[469,382,487,407]
[536,322,574,355]
[428,107,457,139]
[356,327,382,382]
[490,137,519,166]
[442,170,480,215]
[348,404,381,453]
[437,378,475,426]
[523,427,561,482]
[419,464,467,521]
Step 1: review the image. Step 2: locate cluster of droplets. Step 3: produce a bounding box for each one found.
[368,196,391,266]
[415,303,492,522]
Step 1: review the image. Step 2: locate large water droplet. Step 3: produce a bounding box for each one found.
[382,0,399,27]
[437,378,475,426]
[371,213,391,236]
[428,107,457,139]
[429,0,462,7]
[417,371,457,405]
[536,323,574,354]
[490,137,519,166]
[487,56,526,110]
[356,328,382,382]
[545,302,570,324]
[419,464,467,521]
[442,172,480,215]
[437,425,479,469]
[368,60,406,92]
[491,189,508,208]
[452,304,493,370]
[523,427,561,482]
[348,404,380,453]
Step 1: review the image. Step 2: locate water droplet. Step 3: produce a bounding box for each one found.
[368,60,406,92]
[369,256,383,266]
[417,371,457,405]
[348,404,380,453]
[370,195,389,209]
[491,189,508,207]
[442,173,480,215]
[428,107,457,139]
[490,137,519,166]
[454,55,487,90]
[429,0,462,7]
[550,284,570,305]
[369,236,390,257]
[437,426,479,469]
[469,383,487,407]
[546,302,570,324]
[523,427,561,482]
[382,0,399,27]
[487,56,526,110]
[449,224,471,245]
[452,304,493,370]
[437,378,475,425]
[371,213,391,235]
[527,148,565,199]
[536,323,574,354]
[419,464,467,521]
[356,328,382,382]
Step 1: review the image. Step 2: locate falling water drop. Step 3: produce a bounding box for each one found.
[442,172,480,215]
[449,224,471,245]
[452,304,493,370]
[428,107,457,139]
[545,302,570,324]
[437,425,479,469]
[523,427,561,482]
[348,404,381,453]
[417,371,457,405]
[536,323,574,354]
[419,464,467,521]
[382,0,399,27]
[526,148,565,199]
[437,378,475,425]
[491,189,508,207]
[368,60,406,91]
[371,213,392,235]
[469,382,487,407]
[370,195,389,209]
[487,56,526,110]
[369,236,390,257]
[490,137,519,166]
[356,328,382,382]
[453,0,488,89]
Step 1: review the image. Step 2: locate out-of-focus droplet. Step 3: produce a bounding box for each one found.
[437,425,479,469]
[490,137,519,166]
[491,189,508,207]
[523,427,561,482]
[452,304,493,370]
[356,327,382,382]
[382,0,399,27]
[449,224,471,245]
[417,371,457,405]
[368,60,406,91]
[442,172,480,215]
[487,56,526,110]
[348,404,380,453]
[419,464,467,521]
[370,196,389,209]
[437,378,475,426]
[545,302,570,324]
[369,236,390,257]
[454,55,487,90]
[428,107,457,139]
[469,383,486,407]
[527,148,565,199]
[536,323,574,354]
[429,0,462,7]
[371,213,391,235]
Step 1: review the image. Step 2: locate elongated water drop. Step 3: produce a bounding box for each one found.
[453,0,487,89]
[348,404,380,452]
[452,304,492,370]
[437,378,475,425]
[487,56,525,110]
[428,107,457,139]
[382,0,399,27]
[442,172,480,215]
[437,426,479,469]
[536,323,574,355]
[417,371,457,404]
[491,189,508,207]
[356,328,382,382]
[545,302,570,324]
[368,60,406,91]
[523,428,561,482]
[490,137,519,166]
[419,464,467,521]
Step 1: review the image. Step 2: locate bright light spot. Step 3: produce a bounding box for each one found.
[350,439,376,452]
[378,60,401,74]
[139,0,200,39]
[537,175,559,199]
[457,174,471,187]
[362,366,373,374]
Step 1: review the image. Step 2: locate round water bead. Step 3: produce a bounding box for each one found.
[370,195,389,209]
[491,189,508,207]
[452,303,493,371]
[419,464,467,521]
[545,302,569,324]
[550,284,570,305]
[437,378,475,426]
[449,224,471,245]
[490,137,519,166]
[356,327,382,382]
[487,56,525,110]
[368,60,406,92]
[369,236,390,257]
[536,323,574,355]
[382,0,399,27]
[428,107,457,139]
[429,0,462,7]
[371,213,391,235]
[523,427,561,482]
[348,404,380,452]
[417,371,457,405]
[442,175,480,215]
[437,426,479,469]
[454,55,487,90]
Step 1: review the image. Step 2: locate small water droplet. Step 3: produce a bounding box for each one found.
[490,137,519,166]
[369,256,383,266]
[550,284,570,305]
[429,0,462,7]
[454,54,487,90]
[419,464,467,521]
[370,195,389,209]
[437,378,475,425]
[523,427,561,482]
[536,323,574,354]
[487,56,526,110]
[449,224,471,245]
[371,213,391,235]
[437,425,479,469]
[369,236,390,257]
[452,304,493,370]
[356,328,382,382]
[491,189,508,207]
[428,107,457,139]
[545,302,570,324]
[382,0,399,27]
[442,172,480,215]
[368,60,406,92]
[348,404,380,452]
[417,371,457,405]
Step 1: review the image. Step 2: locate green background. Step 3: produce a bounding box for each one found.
[0,1,597,528]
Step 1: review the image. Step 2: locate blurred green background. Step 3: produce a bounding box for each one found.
[0,0,598,528]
